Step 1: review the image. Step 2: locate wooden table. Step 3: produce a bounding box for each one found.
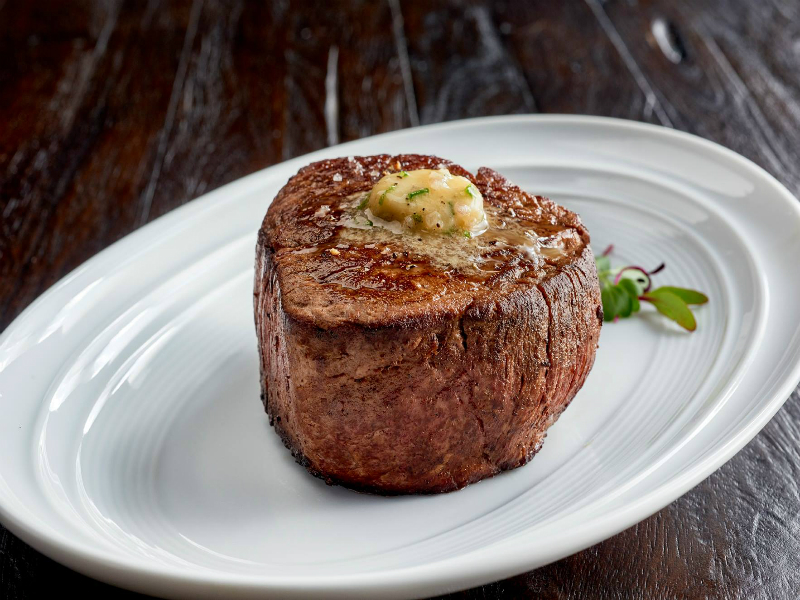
[3,1,800,598]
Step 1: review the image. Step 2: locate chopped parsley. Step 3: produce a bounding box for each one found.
[407,188,429,200]
[465,184,479,200]
[356,196,369,210]
[379,183,397,205]
[463,231,472,238]
[398,170,409,178]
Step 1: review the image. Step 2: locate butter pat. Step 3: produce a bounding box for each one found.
[368,169,488,236]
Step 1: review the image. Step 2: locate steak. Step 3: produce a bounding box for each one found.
[254,154,602,494]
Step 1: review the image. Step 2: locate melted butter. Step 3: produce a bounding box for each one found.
[334,193,569,277]
[368,169,488,236]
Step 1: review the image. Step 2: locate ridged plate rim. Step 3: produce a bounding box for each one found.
[1,115,799,599]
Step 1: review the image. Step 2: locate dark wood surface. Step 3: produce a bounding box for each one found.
[2,1,800,598]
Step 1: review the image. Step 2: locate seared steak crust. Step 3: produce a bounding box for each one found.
[254,154,602,494]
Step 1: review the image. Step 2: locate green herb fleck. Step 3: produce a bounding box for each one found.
[398,170,409,178]
[463,231,472,239]
[366,219,373,227]
[379,184,397,205]
[357,196,369,210]
[465,184,479,200]
[448,201,455,215]
[407,188,430,200]
[412,213,423,223]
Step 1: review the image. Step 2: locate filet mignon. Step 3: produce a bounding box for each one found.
[254,154,602,494]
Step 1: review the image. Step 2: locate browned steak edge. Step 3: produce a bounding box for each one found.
[253,157,602,494]
[255,244,601,494]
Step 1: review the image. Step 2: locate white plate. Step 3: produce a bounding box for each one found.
[2,116,800,599]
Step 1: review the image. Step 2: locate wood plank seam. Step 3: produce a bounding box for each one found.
[325,44,339,146]
[584,0,673,127]
[137,0,204,226]
[389,0,420,127]
[691,19,799,190]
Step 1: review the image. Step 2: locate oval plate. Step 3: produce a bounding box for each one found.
[2,116,800,599]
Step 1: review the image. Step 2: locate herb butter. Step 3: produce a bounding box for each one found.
[367,169,488,236]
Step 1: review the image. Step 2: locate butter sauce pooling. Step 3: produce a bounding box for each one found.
[335,196,571,279]
[287,166,578,293]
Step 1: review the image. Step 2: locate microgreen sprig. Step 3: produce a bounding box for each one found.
[596,245,708,332]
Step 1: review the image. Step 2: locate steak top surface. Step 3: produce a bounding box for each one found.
[259,154,590,329]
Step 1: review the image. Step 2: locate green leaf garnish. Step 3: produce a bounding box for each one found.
[595,255,611,273]
[407,188,429,200]
[654,286,709,305]
[595,246,707,332]
[463,231,472,238]
[601,283,635,321]
[357,196,369,210]
[465,184,479,200]
[618,279,640,314]
[398,170,409,178]
[641,289,697,331]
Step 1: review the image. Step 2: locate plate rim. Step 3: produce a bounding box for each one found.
[2,113,800,598]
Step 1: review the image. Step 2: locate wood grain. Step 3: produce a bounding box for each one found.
[601,0,800,193]
[494,0,667,123]
[2,0,800,598]
[400,0,536,123]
